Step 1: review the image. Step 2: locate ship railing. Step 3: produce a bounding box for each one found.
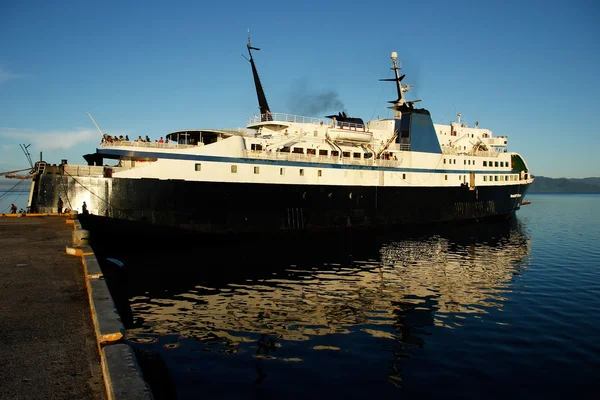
[387,143,411,151]
[247,112,327,126]
[472,150,501,158]
[62,165,113,177]
[99,141,196,150]
[241,150,401,168]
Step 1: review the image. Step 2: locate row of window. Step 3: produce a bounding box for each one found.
[443,159,509,167]
[483,160,508,167]
[484,175,518,182]
[278,147,373,159]
[196,163,323,177]
[195,163,518,183]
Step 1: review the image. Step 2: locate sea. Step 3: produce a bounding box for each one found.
[74,194,600,398]
[0,190,30,214]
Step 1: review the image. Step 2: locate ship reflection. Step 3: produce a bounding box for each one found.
[95,218,531,395]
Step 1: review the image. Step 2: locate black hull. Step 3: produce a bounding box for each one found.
[32,175,529,234]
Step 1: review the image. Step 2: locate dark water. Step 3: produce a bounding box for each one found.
[93,194,600,399]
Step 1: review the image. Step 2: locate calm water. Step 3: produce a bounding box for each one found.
[93,194,600,399]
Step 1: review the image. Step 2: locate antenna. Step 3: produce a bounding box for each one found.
[88,112,104,137]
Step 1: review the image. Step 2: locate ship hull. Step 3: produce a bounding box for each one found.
[31,174,529,234]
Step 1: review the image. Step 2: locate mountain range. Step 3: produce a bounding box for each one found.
[529,176,600,193]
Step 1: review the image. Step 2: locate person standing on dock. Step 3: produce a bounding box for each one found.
[57,197,63,214]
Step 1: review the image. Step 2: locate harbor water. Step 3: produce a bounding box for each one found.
[90,194,600,399]
[0,190,29,214]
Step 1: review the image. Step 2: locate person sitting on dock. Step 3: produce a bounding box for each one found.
[57,197,63,214]
[10,204,17,214]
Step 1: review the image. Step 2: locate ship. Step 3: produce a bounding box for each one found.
[25,37,533,234]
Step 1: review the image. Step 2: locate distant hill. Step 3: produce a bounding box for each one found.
[529,176,600,193]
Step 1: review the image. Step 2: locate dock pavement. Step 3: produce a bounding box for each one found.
[0,216,106,399]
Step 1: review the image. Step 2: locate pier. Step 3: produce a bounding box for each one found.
[0,216,151,399]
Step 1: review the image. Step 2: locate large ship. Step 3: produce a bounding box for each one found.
[27,38,533,234]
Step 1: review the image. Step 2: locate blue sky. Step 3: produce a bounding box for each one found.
[1,0,599,179]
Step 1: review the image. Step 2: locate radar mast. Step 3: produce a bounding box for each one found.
[245,31,271,121]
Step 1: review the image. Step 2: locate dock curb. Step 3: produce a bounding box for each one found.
[72,219,153,399]
[102,344,153,400]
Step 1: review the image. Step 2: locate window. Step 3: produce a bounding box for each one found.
[353,152,361,158]
[195,163,201,171]
[319,149,328,156]
[445,175,448,180]
[500,176,504,181]
[299,169,304,176]
[484,176,487,181]
[313,131,318,137]
[280,168,285,175]
[280,147,290,153]
[364,153,373,159]
[292,148,304,154]
[251,144,263,151]
[483,161,487,167]
[500,161,504,167]
[331,150,339,157]
[343,151,351,158]
[464,160,466,165]
[307,148,316,156]
[318,170,322,177]
[505,175,508,181]
[444,159,447,164]
[489,175,493,181]
[454,159,456,164]
[402,173,406,179]
[495,161,499,167]
[254,166,260,174]
[495,176,498,181]
[231,165,237,173]
[489,160,493,166]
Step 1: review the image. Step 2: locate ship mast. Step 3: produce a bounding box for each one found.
[246,32,271,120]
[379,52,420,118]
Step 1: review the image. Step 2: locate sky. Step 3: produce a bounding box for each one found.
[1,0,599,180]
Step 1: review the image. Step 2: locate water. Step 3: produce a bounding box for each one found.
[0,190,30,214]
[92,194,600,399]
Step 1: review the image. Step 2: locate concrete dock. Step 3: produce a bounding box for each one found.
[0,217,106,399]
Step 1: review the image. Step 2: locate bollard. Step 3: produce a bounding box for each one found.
[72,229,90,246]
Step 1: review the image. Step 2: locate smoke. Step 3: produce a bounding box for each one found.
[287,81,345,116]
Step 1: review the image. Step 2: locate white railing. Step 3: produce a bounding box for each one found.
[472,150,502,158]
[387,143,411,151]
[442,147,502,158]
[247,112,327,126]
[241,150,401,168]
[99,141,196,150]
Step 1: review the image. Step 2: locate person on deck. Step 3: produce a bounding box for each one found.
[57,197,63,214]
[81,201,89,215]
[159,137,164,143]
[10,204,17,214]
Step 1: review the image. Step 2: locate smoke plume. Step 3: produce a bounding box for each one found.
[287,82,345,116]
